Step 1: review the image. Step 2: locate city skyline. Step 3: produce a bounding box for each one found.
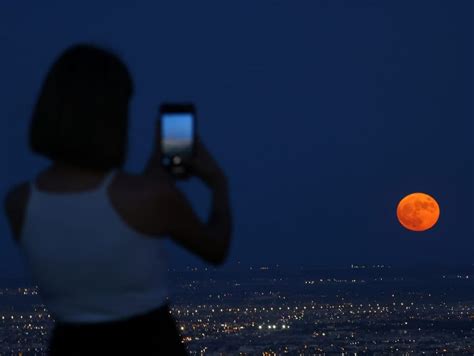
[0,264,472,354]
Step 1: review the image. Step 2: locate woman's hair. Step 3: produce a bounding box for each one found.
[29,43,133,171]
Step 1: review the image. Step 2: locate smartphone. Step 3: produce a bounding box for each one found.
[159,103,196,178]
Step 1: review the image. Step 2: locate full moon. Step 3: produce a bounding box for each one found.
[396,192,440,232]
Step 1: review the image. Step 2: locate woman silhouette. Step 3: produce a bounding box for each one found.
[3,44,232,355]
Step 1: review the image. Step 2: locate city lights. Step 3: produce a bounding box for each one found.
[0,264,471,354]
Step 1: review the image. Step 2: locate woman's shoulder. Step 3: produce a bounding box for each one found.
[2,171,174,241]
[113,171,174,201]
[109,171,175,238]
[4,181,30,203]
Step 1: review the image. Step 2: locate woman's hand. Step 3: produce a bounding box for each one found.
[185,137,227,188]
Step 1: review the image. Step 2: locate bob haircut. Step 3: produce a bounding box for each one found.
[29,44,133,171]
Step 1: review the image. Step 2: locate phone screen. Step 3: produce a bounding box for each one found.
[161,112,194,162]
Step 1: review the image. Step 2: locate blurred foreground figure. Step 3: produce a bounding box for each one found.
[4,43,232,355]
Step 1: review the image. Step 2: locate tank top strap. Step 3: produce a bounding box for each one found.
[99,169,117,192]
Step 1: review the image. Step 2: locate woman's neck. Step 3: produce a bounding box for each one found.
[49,161,109,176]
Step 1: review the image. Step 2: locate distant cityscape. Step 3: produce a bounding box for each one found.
[0,263,472,355]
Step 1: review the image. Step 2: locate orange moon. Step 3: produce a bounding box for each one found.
[396,192,440,232]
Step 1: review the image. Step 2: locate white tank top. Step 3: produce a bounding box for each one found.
[18,169,170,323]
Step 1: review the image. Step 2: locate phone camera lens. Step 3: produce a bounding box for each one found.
[172,156,182,165]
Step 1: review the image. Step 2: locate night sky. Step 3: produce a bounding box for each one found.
[1,1,473,279]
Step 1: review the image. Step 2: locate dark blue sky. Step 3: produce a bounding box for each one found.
[1,1,473,278]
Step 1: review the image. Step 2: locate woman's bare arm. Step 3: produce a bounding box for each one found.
[144,132,233,266]
[162,176,232,266]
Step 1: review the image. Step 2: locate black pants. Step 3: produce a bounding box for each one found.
[48,303,189,355]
